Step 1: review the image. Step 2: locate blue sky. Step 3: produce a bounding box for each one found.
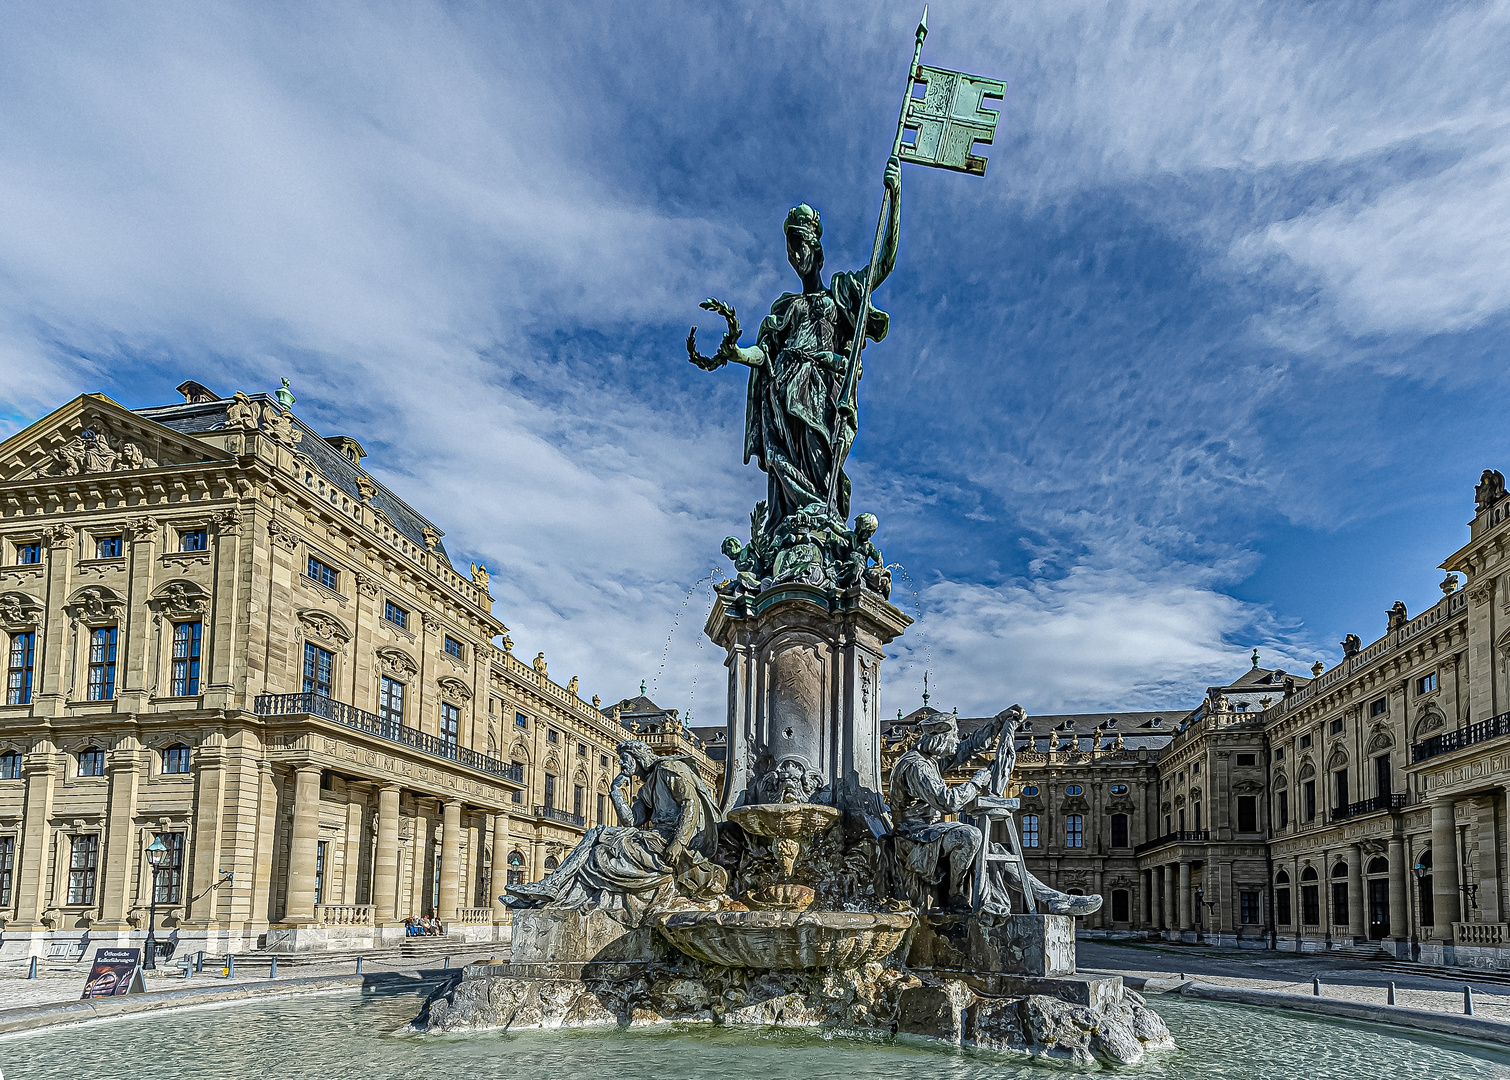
[2,1,1507,719]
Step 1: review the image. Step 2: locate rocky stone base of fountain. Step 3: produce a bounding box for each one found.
[414,959,1173,1067]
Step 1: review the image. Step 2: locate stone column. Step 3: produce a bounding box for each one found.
[185,747,227,927]
[1139,868,1152,928]
[1178,861,1192,932]
[372,784,401,923]
[1388,836,1408,945]
[1431,797,1462,941]
[411,801,433,916]
[342,790,366,905]
[438,800,462,922]
[1359,839,1371,942]
[250,763,278,927]
[491,814,511,923]
[1163,863,1176,932]
[1477,797,1501,923]
[97,743,143,932]
[13,748,60,932]
[283,766,323,924]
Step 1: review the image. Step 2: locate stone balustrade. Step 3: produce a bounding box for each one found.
[314,903,376,926]
[1453,922,1509,947]
[456,906,493,925]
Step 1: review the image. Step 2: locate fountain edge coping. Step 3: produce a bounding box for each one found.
[0,969,453,1037]
[1129,976,1510,1049]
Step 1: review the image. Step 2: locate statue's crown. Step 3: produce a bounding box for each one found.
[784,203,822,240]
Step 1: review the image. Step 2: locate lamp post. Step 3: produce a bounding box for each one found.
[143,835,166,971]
[1194,884,1217,938]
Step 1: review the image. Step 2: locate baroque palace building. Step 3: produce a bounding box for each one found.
[881,468,1510,971]
[0,381,717,959]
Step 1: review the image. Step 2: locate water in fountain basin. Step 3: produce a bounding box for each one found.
[5,986,1510,1079]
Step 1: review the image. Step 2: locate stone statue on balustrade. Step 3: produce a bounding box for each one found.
[888,707,1101,917]
[504,740,727,926]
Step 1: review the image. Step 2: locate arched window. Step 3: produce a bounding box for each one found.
[1300,866,1318,881]
[0,751,19,780]
[1065,784,1084,796]
[1367,857,1389,876]
[1111,889,1130,923]
[1275,869,1290,884]
[162,744,191,774]
[1275,869,1292,925]
[78,747,105,777]
[506,850,525,886]
[1300,866,1320,925]
[1110,813,1129,848]
[1110,784,1129,795]
[1020,785,1039,796]
[543,856,559,872]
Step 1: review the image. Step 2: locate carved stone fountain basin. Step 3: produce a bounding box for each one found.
[656,909,915,970]
[726,801,842,840]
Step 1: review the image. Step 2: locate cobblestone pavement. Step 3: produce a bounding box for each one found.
[0,945,500,1015]
[1078,938,1510,1022]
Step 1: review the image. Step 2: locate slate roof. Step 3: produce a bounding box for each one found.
[885,705,1179,753]
[135,393,450,561]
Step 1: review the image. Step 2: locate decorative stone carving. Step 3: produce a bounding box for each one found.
[150,581,208,619]
[1476,469,1506,513]
[37,425,157,477]
[566,675,579,697]
[532,652,548,679]
[470,562,489,589]
[46,523,75,549]
[258,404,302,447]
[0,592,43,631]
[1387,600,1408,632]
[422,526,441,550]
[126,516,159,541]
[67,586,125,623]
[1413,703,1446,739]
[1469,578,1496,606]
[354,474,377,504]
[1341,633,1362,657]
[375,647,418,679]
[226,392,259,431]
[355,573,380,598]
[211,507,243,531]
[267,519,301,553]
[437,676,472,703]
[297,609,351,648]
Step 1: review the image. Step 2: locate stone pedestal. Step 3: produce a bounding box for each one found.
[906,913,1077,977]
[707,584,910,816]
[509,908,668,977]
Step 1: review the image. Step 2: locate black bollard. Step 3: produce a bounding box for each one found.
[1466,986,1475,1016]
[269,956,277,979]
[444,956,451,969]
[356,955,364,974]
[196,950,204,974]
[1312,975,1321,997]
[1388,982,1396,1005]
[26,956,37,980]
[226,953,235,980]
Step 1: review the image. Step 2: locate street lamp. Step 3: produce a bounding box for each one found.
[143,835,167,971]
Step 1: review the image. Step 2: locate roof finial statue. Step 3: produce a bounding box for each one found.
[275,378,295,411]
[640,679,647,697]
[1251,647,1260,670]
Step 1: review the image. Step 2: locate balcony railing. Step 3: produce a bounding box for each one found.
[1412,710,1510,763]
[1331,793,1408,820]
[254,692,525,783]
[1134,830,1210,855]
[535,805,585,827]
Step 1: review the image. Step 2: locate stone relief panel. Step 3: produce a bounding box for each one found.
[763,637,825,782]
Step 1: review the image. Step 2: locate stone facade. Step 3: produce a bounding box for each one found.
[878,468,1510,971]
[0,384,718,957]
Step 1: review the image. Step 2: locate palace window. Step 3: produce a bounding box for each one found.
[1111,889,1130,923]
[1331,863,1349,928]
[1303,781,1316,822]
[1110,813,1129,848]
[379,677,405,726]
[178,528,208,552]
[171,621,201,696]
[87,626,117,700]
[507,850,525,887]
[444,636,464,659]
[95,535,123,559]
[511,788,522,804]
[1276,870,1292,925]
[383,601,408,629]
[67,834,99,904]
[1110,783,1128,795]
[1065,784,1083,796]
[573,785,584,819]
[1021,814,1039,848]
[314,840,328,906]
[597,793,606,825]
[1274,747,1284,760]
[1240,890,1260,925]
[78,746,105,777]
[0,835,12,906]
[1237,795,1258,833]
[600,754,609,768]
[1329,717,1344,735]
[7,631,35,705]
[303,643,334,697]
[1333,768,1348,810]
[1417,672,1437,695]
[516,712,528,729]
[0,751,19,780]
[1065,814,1084,848]
[547,729,559,744]
[16,542,40,565]
[1021,785,1039,796]
[543,856,559,872]
[162,744,191,774]
[1300,867,1320,925]
[153,833,186,904]
[1277,789,1289,828]
[1235,753,1257,767]
[544,774,556,809]
[306,555,338,590]
[577,742,587,757]
[440,702,460,751]
[1299,733,1312,749]
[1193,803,1202,831]
[1370,697,1387,717]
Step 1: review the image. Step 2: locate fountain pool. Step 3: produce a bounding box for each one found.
[3,987,1508,1079]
